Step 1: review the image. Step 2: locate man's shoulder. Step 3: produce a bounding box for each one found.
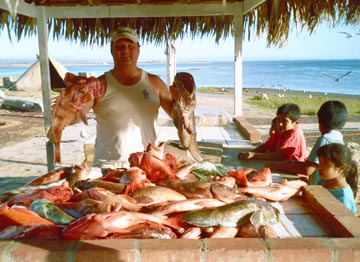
[146,71,167,89]
[146,71,162,80]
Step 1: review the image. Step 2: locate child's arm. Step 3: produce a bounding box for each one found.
[238,143,266,159]
[265,160,317,176]
[240,150,284,161]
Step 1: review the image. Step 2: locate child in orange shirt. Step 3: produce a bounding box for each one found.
[238,103,307,161]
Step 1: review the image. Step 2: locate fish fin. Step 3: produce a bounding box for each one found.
[47,128,54,141]
[249,210,262,230]
[79,109,88,125]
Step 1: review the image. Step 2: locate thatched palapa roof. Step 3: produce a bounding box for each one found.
[1,0,359,47]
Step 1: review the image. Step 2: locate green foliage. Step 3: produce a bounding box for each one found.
[246,96,360,116]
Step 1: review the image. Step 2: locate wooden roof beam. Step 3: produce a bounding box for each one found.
[0,1,264,19]
[0,1,36,17]
[243,0,266,14]
[39,3,238,18]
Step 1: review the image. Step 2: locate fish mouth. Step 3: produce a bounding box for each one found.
[175,73,195,93]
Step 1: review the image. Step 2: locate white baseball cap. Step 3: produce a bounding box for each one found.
[111,27,139,43]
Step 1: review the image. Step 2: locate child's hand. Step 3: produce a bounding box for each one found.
[238,151,255,160]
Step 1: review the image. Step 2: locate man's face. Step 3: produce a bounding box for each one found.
[111,38,139,64]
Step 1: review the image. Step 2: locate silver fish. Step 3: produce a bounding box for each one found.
[182,198,279,228]
[171,72,203,162]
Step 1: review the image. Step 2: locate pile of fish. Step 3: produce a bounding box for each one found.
[0,143,307,240]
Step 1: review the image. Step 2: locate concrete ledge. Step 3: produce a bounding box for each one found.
[302,185,360,237]
[233,116,262,143]
[158,106,233,127]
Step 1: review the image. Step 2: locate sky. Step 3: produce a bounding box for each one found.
[1,22,359,62]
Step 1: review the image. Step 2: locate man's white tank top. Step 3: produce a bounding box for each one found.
[92,70,160,167]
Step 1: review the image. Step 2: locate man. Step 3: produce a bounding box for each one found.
[92,27,174,167]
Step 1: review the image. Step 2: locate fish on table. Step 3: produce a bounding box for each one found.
[170,72,203,162]
[236,180,307,202]
[62,210,166,240]
[182,198,280,228]
[29,199,75,224]
[0,146,310,240]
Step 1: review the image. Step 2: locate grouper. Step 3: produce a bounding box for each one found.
[182,198,280,228]
[170,72,203,162]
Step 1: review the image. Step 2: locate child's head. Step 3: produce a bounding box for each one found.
[317,143,358,197]
[269,117,279,136]
[317,100,348,132]
[276,103,301,132]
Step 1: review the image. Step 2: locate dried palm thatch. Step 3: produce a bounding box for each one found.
[1,0,359,47]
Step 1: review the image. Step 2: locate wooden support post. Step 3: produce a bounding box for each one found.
[36,6,54,171]
[234,2,243,116]
[165,36,177,87]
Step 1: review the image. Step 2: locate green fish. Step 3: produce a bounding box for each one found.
[191,162,228,181]
[29,199,75,224]
[182,198,279,228]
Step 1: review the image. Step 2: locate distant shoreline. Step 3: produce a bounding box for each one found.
[198,87,360,99]
[1,75,360,100]
[1,59,359,97]
[1,58,360,67]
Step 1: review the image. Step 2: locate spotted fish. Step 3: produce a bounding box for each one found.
[47,72,105,164]
[170,72,203,162]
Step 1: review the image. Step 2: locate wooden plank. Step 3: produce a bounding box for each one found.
[243,0,266,14]
[1,1,259,19]
[0,1,36,17]
[233,116,262,142]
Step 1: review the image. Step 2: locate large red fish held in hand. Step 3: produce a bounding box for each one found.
[47,72,105,164]
[170,72,203,162]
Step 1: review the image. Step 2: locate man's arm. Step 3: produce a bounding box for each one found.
[148,74,175,118]
[93,74,107,105]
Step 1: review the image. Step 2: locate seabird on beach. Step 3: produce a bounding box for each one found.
[322,70,352,82]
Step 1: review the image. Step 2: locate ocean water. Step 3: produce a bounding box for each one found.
[1,59,359,95]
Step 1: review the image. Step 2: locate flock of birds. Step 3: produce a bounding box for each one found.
[256,68,352,99]
[253,30,358,99]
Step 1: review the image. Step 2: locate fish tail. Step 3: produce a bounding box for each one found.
[188,136,203,162]
[54,144,61,164]
[79,109,88,125]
